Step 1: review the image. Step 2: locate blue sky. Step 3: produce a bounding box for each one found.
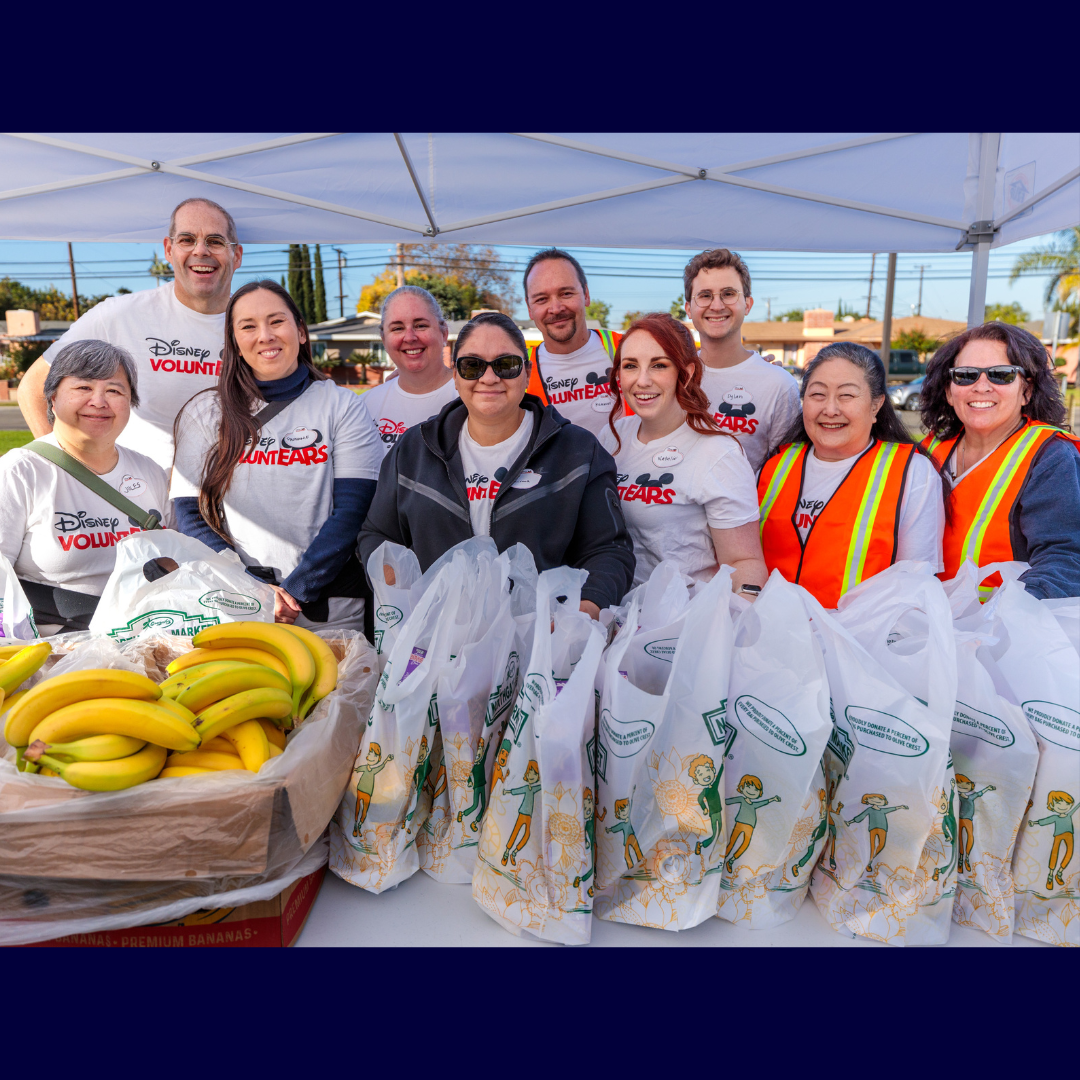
[0,233,1063,326]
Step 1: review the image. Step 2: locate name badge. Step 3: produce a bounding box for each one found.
[119,474,146,496]
[592,395,614,411]
[652,447,683,467]
[512,469,542,490]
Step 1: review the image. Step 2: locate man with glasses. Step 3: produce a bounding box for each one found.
[523,247,621,437]
[683,248,800,473]
[19,198,242,469]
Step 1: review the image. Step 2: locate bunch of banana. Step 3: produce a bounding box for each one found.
[0,641,52,697]
[188,622,338,722]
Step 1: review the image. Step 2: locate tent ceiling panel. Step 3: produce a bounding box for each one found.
[0,132,1075,250]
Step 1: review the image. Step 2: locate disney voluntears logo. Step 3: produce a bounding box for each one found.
[713,386,758,435]
[238,426,330,467]
[796,497,826,531]
[543,368,617,409]
[52,509,160,551]
[377,418,407,446]
[615,472,676,505]
[145,337,220,376]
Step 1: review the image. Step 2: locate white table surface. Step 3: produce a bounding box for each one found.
[295,867,1048,948]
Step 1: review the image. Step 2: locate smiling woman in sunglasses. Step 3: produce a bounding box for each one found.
[358,311,635,617]
[920,322,1080,599]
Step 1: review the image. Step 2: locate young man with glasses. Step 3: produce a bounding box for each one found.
[523,247,621,437]
[683,248,800,473]
[19,198,243,469]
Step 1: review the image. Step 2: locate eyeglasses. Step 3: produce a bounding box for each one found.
[169,233,236,254]
[692,288,743,307]
[949,365,1026,386]
[454,354,525,380]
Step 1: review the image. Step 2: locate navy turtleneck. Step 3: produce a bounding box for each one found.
[255,363,310,401]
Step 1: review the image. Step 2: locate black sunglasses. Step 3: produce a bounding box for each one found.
[949,365,1026,386]
[455,354,525,381]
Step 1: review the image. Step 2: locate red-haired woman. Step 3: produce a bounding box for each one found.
[600,313,766,595]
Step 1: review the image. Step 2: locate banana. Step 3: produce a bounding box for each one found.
[159,766,215,778]
[155,697,198,726]
[192,686,293,744]
[281,624,339,717]
[192,624,314,717]
[0,642,52,696]
[258,718,287,750]
[267,742,283,758]
[0,641,33,661]
[1,689,26,717]
[165,750,245,771]
[15,746,40,773]
[176,665,291,715]
[39,766,60,777]
[36,743,167,792]
[4,669,161,747]
[222,719,270,772]
[159,660,252,699]
[167,648,290,681]
[200,735,236,754]
[29,698,200,753]
[24,734,145,763]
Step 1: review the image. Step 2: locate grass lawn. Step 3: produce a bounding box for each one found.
[0,431,32,455]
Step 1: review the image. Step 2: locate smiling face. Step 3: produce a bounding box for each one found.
[163,201,242,311]
[685,266,753,345]
[692,764,716,787]
[1051,796,1073,815]
[454,323,529,427]
[866,795,887,809]
[524,763,540,784]
[50,367,132,444]
[525,258,590,350]
[231,288,305,382]
[803,358,882,461]
[381,293,448,376]
[366,747,381,765]
[618,330,684,431]
[738,780,762,799]
[945,338,1031,441]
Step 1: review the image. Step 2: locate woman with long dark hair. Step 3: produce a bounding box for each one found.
[757,341,944,609]
[600,312,765,594]
[919,321,1079,599]
[171,280,382,631]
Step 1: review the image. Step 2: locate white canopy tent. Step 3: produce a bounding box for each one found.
[1,132,1077,326]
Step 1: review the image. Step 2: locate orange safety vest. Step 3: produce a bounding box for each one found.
[921,419,1080,596]
[757,439,917,609]
[527,328,621,404]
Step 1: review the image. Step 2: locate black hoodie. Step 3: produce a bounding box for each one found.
[358,394,635,609]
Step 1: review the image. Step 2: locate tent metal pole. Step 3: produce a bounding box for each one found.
[880,253,896,367]
[966,134,1001,328]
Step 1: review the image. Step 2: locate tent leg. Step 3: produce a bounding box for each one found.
[966,241,992,328]
[966,132,1001,328]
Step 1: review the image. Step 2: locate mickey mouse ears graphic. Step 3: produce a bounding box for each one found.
[634,472,675,486]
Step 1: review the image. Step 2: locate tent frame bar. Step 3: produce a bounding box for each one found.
[393,134,439,236]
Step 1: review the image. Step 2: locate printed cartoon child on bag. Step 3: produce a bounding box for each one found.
[954,774,995,877]
[1028,790,1078,892]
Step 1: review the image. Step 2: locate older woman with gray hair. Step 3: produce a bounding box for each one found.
[0,339,171,633]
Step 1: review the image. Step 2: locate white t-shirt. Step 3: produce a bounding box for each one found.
[457,411,536,537]
[358,377,459,456]
[534,330,619,435]
[700,352,801,474]
[794,444,945,569]
[600,416,759,587]
[42,285,227,470]
[0,433,171,596]
[171,380,382,622]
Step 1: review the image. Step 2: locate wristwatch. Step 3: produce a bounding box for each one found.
[738,584,762,597]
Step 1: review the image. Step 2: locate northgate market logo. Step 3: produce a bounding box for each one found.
[146,337,220,375]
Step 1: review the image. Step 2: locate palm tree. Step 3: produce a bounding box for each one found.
[1009,227,1080,331]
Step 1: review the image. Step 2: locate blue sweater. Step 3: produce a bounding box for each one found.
[173,367,376,603]
[1013,437,1080,599]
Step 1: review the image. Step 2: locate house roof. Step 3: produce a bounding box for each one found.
[741,314,966,346]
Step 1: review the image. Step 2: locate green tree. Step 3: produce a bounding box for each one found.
[984,301,1029,325]
[0,277,112,372]
[1009,226,1080,336]
[288,245,301,301]
[313,244,328,323]
[621,310,646,331]
[893,328,943,357]
[586,299,611,328]
[670,295,685,318]
[778,308,804,322]
[299,245,315,323]
[836,298,863,319]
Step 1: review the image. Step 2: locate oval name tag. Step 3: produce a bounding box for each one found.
[512,469,542,490]
[652,447,683,467]
[592,394,614,411]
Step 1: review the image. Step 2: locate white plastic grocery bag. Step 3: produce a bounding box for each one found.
[592,566,736,932]
[366,541,422,663]
[808,567,957,946]
[472,566,604,943]
[88,531,274,645]
[0,551,37,641]
[716,572,833,930]
[983,581,1080,946]
[330,553,467,893]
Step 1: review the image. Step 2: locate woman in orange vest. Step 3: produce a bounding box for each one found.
[757,342,944,609]
[919,322,1080,599]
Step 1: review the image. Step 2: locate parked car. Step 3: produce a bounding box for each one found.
[888,375,925,411]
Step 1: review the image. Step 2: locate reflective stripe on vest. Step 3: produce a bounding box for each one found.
[843,441,901,596]
[528,329,621,408]
[758,443,803,536]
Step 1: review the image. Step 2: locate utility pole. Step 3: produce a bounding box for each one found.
[915,264,928,316]
[880,253,897,370]
[761,296,778,321]
[865,253,877,318]
[67,242,80,319]
[333,248,346,318]
[395,243,405,288]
